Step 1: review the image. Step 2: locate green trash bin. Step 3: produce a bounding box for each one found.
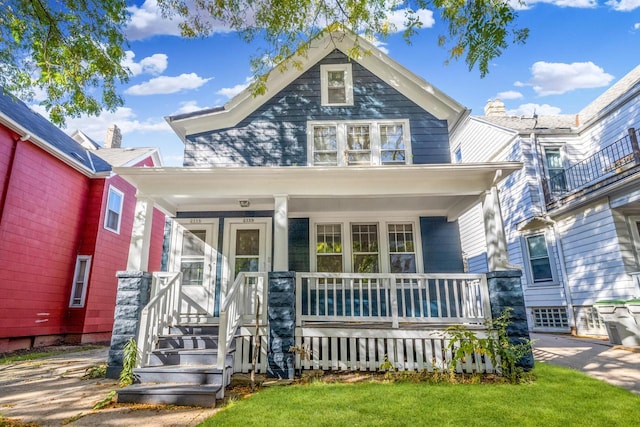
[594,300,639,346]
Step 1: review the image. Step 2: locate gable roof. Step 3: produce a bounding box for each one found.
[477,115,576,133]
[92,147,161,167]
[166,29,469,141]
[71,129,102,150]
[578,64,640,127]
[0,89,111,175]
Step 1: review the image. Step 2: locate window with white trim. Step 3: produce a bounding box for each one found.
[313,220,420,274]
[308,120,411,166]
[543,147,567,192]
[525,234,554,283]
[321,63,353,106]
[104,186,124,234]
[316,224,343,272]
[69,255,91,307]
[388,223,417,273]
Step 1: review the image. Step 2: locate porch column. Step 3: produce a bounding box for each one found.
[127,196,154,271]
[482,186,512,271]
[273,194,289,271]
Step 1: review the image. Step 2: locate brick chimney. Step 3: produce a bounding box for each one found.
[484,99,506,117]
[105,124,122,149]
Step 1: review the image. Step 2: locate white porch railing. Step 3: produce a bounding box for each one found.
[137,272,182,367]
[296,273,491,327]
[217,272,268,372]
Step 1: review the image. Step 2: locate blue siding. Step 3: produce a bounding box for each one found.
[288,218,310,272]
[420,217,464,273]
[184,50,450,166]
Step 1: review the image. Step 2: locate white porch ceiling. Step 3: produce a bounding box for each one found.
[114,163,521,220]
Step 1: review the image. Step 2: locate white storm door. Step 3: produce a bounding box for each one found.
[171,220,218,320]
[223,218,272,322]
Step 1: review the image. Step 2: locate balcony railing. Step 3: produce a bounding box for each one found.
[544,128,640,205]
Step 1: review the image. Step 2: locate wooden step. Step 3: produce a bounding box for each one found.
[134,365,227,384]
[157,335,220,350]
[117,383,221,406]
[169,325,219,335]
[149,348,234,366]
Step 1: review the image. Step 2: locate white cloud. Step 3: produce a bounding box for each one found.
[385,9,435,31]
[510,0,597,10]
[606,0,640,11]
[125,73,212,95]
[122,51,168,76]
[525,61,614,96]
[506,103,563,116]
[172,100,210,115]
[216,77,252,98]
[125,0,182,40]
[635,22,640,30]
[125,0,234,40]
[496,90,524,100]
[31,104,171,142]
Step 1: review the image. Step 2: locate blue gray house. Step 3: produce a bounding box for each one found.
[112,28,526,405]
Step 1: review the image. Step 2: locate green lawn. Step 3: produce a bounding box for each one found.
[202,363,640,427]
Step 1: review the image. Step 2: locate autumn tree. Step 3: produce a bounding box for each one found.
[0,0,527,125]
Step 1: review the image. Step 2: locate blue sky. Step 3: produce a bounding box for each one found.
[32,0,640,166]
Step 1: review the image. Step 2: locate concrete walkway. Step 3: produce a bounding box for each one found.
[531,332,640,394]
[1,334,639,425]
[0,347,220,426]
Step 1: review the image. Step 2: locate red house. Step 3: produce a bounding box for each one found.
[0,91,165,352]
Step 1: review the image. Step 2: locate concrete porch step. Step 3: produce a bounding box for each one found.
[149,348,234,366]
[134,365,227,384]
[117,383,222,407]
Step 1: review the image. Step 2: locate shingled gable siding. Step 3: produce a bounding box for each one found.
[184,50,450,167]
[420,217,464,273]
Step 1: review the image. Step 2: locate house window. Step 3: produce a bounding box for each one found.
[544,147,567,192]
[388,223,416,273]
[352,224,379,273]
[104,186,124,233]
[321,64,353,106]
[532,307,568,328]
[308,120,411,166]
[69,255,91,307]
[380,125,407,165]
[454,147,462,163]
[526,234,553,283]
[316,224,343,272]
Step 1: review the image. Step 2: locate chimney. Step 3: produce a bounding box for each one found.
[484,99,506,117]
[105,124,122,149]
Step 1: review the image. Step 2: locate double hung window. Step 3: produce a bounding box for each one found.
[308,120,410,166]
[69,256,91,307]
[104,186,124,233]
[321,64,353,106]
[544,147,567,192]
[313,220,419,274]
[525,234,554,283]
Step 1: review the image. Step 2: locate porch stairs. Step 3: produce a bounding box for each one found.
[117,325,233,407]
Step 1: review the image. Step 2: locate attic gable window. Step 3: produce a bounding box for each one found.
[308,119,411,166]
[321,64,353,106]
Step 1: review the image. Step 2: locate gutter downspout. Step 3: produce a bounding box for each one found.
[0,134,29,225]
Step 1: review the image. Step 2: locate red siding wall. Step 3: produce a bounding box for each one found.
[0,131,89,339]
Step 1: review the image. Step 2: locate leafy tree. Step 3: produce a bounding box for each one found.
[1,0,528,125]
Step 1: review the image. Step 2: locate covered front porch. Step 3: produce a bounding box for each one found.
[108,163,529,397]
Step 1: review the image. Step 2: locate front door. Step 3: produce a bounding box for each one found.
[223,218,272,322]
[170,219,218,322]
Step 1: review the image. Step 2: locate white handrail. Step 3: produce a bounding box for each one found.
[296,272,490,327]
[137,272,182,367]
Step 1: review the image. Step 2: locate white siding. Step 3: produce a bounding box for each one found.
[458,204,488,273]
[557,200,638,305]
[450,118,516,163]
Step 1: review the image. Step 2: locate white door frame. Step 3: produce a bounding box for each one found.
[222,217,272,296]
[169,218,219,323]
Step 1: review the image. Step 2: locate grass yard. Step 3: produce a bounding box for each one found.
[202,363,640,427]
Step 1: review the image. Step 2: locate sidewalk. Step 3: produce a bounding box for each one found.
[531,332,640,394]
[0,347,220,426]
